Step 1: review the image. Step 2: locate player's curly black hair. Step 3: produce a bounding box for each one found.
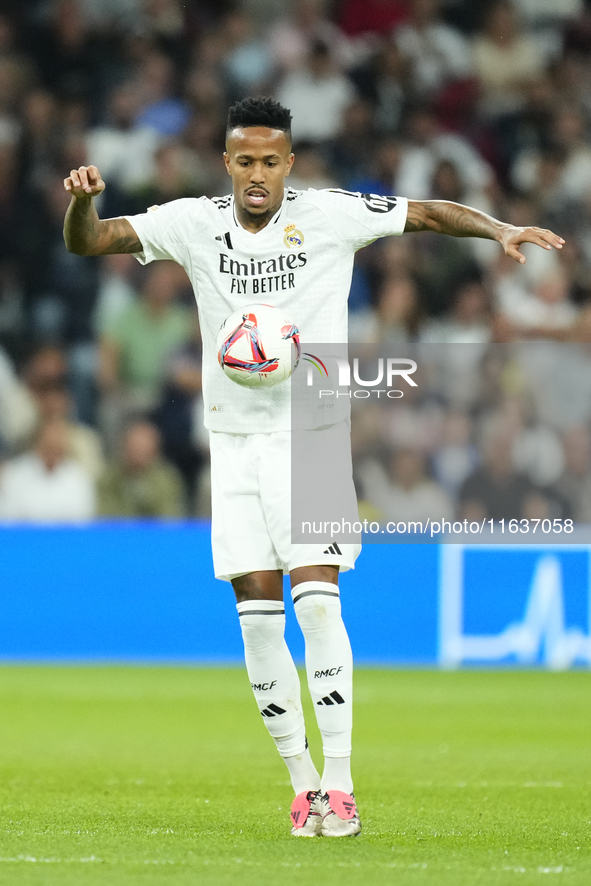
[226,96,292,137]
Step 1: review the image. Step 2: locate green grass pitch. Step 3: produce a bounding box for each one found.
[0,667,590,886]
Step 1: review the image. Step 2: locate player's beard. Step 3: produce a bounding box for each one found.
[238,198,281,230]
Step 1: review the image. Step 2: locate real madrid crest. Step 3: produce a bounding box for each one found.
[284,223,304,248]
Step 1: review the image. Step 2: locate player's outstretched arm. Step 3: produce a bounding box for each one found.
[404,200,564,264]
[63,165,142,256]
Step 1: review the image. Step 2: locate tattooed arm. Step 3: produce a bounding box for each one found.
[63,165,142,255]
[404,200,564,264]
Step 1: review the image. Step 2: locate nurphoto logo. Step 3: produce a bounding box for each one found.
[303,353,417,399]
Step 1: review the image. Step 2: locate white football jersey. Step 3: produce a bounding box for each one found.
[125,188,408,433]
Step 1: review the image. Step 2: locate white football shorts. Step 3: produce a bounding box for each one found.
[209,421,362,582]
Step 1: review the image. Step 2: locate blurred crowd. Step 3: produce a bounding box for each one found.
[351,342,591,525]
[1,0,591,522]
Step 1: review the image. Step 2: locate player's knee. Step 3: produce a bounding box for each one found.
[295,594,341,627]
[231,571,283,603]
[292,582,343,632]
[290,564,339,588]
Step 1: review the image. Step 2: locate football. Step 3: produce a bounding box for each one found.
[217,303,301,388]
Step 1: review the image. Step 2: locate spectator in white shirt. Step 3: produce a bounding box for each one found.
[349,274,424,344]
[358,448,453,524]
[86,83,160,195]
[276,40,355,143]
[396,105,494,200]
[419,280,492,408]
[0,345,37,454]
[472,0,546,119]
[512,107,591,209]
[421,279,493,345]
[395,0,472,96]
[495,266,579,336]
[0,418,95,523]
[555,425,591,523]
[269,0,351,74]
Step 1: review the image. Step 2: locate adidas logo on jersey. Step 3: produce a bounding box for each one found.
[317,691,346,706]
[215,232,233,249]
[323,543,342,555]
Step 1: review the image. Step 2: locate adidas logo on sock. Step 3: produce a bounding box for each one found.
[323,542,342,555]
[260,703,287,717]
[317,690,345,706]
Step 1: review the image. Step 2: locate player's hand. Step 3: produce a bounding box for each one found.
[63,165,105,199]
[499,225,565,264]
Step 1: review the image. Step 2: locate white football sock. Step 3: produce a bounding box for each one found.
[322,756,354,796]
[292,582,354,794]
[237,599,320,793]
[283,747,321,795]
